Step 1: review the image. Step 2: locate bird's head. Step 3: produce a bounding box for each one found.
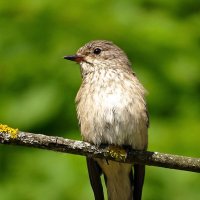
[64,40,131,77]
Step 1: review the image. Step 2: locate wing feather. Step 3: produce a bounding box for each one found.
[86,158,104,200]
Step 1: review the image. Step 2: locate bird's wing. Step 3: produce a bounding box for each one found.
[86,157,104,200]
[133,164,145,200]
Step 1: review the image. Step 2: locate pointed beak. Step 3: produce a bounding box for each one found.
[64,55,84,63]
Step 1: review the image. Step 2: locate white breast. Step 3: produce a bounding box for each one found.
[76,68,148,150]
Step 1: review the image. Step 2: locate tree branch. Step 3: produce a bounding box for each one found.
[0,124,199,173]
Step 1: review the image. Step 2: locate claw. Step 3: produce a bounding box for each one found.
[107,145,127,162]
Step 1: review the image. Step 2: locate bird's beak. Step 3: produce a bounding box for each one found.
[64,55,84,63]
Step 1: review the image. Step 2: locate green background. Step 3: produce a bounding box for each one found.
[0,0,200,199]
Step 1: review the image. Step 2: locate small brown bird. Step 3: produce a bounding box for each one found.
[64,40,148,200]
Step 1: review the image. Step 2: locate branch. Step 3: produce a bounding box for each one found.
[0,124,199,173]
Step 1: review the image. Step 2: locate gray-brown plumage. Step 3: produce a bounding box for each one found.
[64,40,148,200]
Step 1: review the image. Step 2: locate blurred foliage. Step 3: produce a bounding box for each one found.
[0,0,200,199]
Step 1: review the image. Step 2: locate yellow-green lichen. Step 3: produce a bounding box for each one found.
[107,145,127,161]
[0,124,18,139]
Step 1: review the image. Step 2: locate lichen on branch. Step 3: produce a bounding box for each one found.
[0,124,200,173]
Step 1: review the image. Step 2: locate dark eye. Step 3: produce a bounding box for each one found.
[93,48,101,55]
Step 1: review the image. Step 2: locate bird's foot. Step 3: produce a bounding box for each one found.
[106,145,127,162]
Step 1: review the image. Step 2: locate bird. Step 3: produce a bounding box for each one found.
[64,40,148,200]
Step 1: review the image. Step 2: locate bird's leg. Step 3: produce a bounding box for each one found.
[106,145,127,162]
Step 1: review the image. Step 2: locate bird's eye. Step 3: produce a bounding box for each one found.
[93,48,101,55]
